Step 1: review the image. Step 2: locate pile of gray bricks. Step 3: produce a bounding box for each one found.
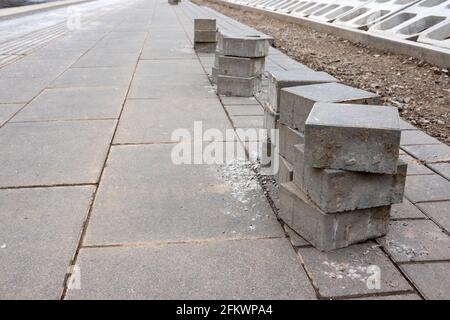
[274,77,407,251]
[194,19,217,53]
[216,34,271,97]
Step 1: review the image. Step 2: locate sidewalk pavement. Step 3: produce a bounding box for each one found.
[0,0,449,300]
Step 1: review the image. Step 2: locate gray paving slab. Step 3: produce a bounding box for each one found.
[404,174,450,203]
[401,262,450,300]
[428,163,450,180]
[399,119,418,130]
[298,243,412,298]
[391,198,427,220]
[12,87,128,122]
[67,239,316,300]
[400,130,441,146]
[134,59,205,76]
[128,73,215,99]
[402,144,450,163]
[73,52,140,68]
[0,186,95,299]
[85,144,283,245]
[231,115,264,129]
[0,77,49,104]
[50,67,134,88]
[351,293,422,300]
[0,120,116,187]
[0,104,22,126]
[399,153,434,175]
[225,104,264,116]
[0,58,74,79]
[417,201,450,233]
[115,98,231,144]
[283,225,310,247]
[378,220,450,262]
[141,41,197,60]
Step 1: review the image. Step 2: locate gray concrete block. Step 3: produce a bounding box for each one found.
[221,35,270,58]
[275,155,293,184]
[401,262,450,300]
[194,42,216,53]
[378,220,450,262]
[279,82,380,132]
[217,75,261,97]
[417,201,450,233]
[194,18,216,31]
[279,122,304,164]
[294,144,407,213]
[168,0,179,5]
[211,66,218,84]
[298,243,413,298]
[279,182,390,251]
[67,239,316,299]
[304,103,401,174]
[267,70,338,112]
[194,30,217,43]
[218,56,265,78]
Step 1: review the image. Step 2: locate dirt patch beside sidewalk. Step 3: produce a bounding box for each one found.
[193,0,450,145]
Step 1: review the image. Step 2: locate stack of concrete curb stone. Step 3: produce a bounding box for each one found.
[168,0,180,5]
[194,19,217,53]
[216,34,271,97]
[277,97,407,251]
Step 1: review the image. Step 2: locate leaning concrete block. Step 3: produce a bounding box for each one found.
[218,56,265,77]
[194,30,217,43]
[194,42,216,53]
[194,18,216,31]
[279,82,380,132]
[268,70,338,112]
[217,75,261,97]
[279,182,390,251]
[221,35,270,58]
[275,155,293,184]
[294,144,407,213]
[304,103,401,174]
[279,122,304,164]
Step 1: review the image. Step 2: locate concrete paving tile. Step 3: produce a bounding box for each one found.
[231,115,264,129]
[220,96,260,105]
[284,225,310,247]
[298,243,412,298]
[399,153,434,175]
[404,174,450,203]
[134,59,205,76]
[67,239,316,300]
[402,144,450,163]
[73,52,140,68]
[0,58,74,79]
[0,77,49,104]
[0,186,95,299]
[378,220,450,262]
[417,201,450,233]
[128,74,215,99]
[391,198,427,220]
[400,130,441,146]
[428,163,450,180]
[50,67,134,88]
[225,104,264,116]
[85,144,283,245]
[401,262,450,300]
[12,87,127,122]
[141,41,197,60]
[0,120,116,187]
[0,104,22,126]
[115,98,231,144]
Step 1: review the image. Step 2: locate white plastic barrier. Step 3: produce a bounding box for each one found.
[290,0,335,17]
[305,0,372,22]
[369,0,449,42]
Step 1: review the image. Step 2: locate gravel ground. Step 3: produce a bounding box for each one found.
[194,0,450,145]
